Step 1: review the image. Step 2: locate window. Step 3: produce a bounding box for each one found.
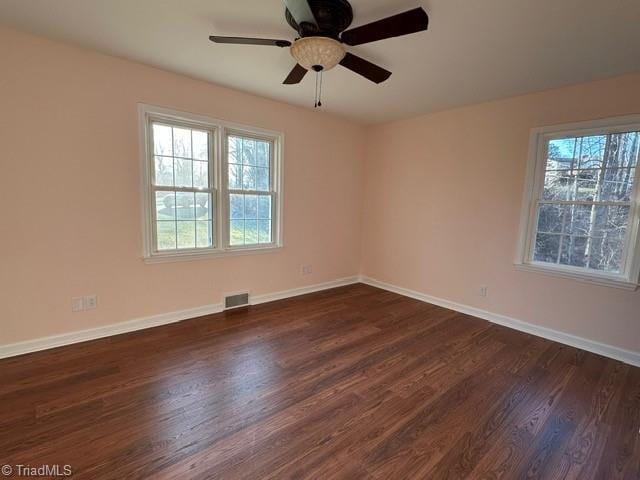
[140,105,283,262]
[225,134,275,247]
[516,116,640,289]
[151,121,215,251]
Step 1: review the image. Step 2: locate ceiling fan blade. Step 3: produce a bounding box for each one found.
[209,36,291,47]
[339,53,391,84]
[283,63,308,84]
[283,0,318,28]
[340,7,429,46]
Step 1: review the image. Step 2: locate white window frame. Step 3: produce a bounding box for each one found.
[139,104,284,263]
[515,115,640,290]
[222,130,281,251]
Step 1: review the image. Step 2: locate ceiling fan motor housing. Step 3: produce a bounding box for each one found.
[285,0,354,38]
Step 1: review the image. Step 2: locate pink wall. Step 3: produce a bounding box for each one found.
[0,28,366,345]
[2,26,638,355]
[361,73,640,353]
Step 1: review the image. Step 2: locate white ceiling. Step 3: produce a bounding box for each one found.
[1,0,639,123]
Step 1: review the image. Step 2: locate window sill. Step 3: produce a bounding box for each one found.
[514,262,638,291]
[143,245,283,264]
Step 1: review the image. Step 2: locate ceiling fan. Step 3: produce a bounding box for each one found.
[209,0,429,106]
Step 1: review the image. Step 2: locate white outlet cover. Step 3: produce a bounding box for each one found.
[84,295,97,310]
[72,297,84,312]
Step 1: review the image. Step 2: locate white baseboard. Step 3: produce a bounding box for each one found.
[0,276,360,360]
[0,303,224,360]
[250,276,360,305]
[5,275,636,368]
[360,276,640,368]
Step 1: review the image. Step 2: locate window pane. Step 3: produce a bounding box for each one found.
[256,141,270,168]
[577,135,607,169]
[242,166,257,190]
[543,170,574,201]
[258,220,271,243]
[588,237,624,272]
[155,192,175,220]
[256,167,269,191]
[176,192,195,220]
[193,161,209,189]
[258,196,271,219]
[154,156,174,186]
[568,204,601,236]
[230,194,244,220]
[242,138,257,166]
[575,171,598,201]
[192,130,208,161]
[153,124,173,156]
[533,233,561,263]
[601,168,636,201]
[175,158,193,187]
[245,219,258,244]
[228,164,241,189]
[244,195,258,219]
[156,221,176,250]
[177,221,196,249]
[547,138,577,170]
[608,132,639,169]
[228,136,241,164]
[230,220,244,245]
[195,192,211,220]
[537,204,566,234]
[559,235,589,268]
[196,220,212,248]
[173,127,192,158]
[606,205,631,237]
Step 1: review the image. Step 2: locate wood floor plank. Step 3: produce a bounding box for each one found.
[0,284,637,479]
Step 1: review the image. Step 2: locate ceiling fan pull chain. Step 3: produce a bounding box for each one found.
[318,71,323,107]
[314,71,319,108]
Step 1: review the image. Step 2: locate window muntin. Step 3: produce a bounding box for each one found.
[519,118,640,288]
[225,134,275,247]
[141,105,282,261]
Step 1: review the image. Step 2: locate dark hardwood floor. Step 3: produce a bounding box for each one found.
[1,284,638,479]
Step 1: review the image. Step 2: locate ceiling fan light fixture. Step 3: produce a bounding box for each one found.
[290,36,346,72]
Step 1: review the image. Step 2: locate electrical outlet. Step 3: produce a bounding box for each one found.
[301,265,313,275]
[72,297,84,312]
[84,295,98,310]
[479,286,488,298]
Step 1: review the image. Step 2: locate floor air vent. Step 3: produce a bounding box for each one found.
[224,292,250,310]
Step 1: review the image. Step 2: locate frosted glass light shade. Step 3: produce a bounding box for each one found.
[290,36,346,71]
